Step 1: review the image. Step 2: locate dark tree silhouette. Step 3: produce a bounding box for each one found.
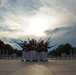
[0,39,19,55]
[0,39,4,50]
[48,43,75,56]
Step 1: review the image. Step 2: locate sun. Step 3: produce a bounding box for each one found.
[27,18,48,36]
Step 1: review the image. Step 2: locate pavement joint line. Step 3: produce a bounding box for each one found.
[34,62,56,75]
[8,62,28,75]
[44,63,56,75]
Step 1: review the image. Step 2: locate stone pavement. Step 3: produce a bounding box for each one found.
[0,60,76,75]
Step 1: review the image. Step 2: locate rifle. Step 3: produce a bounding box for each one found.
[27,38,30,43]
[47,39,52,44]
[45,36,51,43]
[49,44,57,48]
[13,40,23,48]
[37,38,42,44]
[13,40,20,45]
[19,39,24,43]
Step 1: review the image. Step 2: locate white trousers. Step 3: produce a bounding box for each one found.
[30,50,37,61]
[37,52,41,61]
[27,51,31,61]
[45,52,48,61]
[41,51,46,61]
[22,51,27,60]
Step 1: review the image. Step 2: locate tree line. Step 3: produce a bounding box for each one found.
[0,39,22,56]
[48,43,76,56]
[0,39,76,57]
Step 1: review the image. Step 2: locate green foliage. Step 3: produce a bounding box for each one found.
[48,43,76,56]
[0,39,19,55]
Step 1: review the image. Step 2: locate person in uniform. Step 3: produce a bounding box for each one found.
[30,39,37,62]
[21,41,27,62]
[44,42,48,61]
[37,41,42,61]
[22,49,26,62]
[37,40,46,62]
[26,40,32,62]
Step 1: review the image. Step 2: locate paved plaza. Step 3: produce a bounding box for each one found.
[0,60,76,75]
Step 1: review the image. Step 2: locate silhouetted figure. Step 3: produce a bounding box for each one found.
[14,37,56,62]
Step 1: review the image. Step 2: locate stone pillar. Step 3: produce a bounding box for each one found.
[61,53,66,59]
[3,50,5,56]
[70,50,72,57]
[73,49,75,56]
[6,50,8,56]
[0,50,1,56]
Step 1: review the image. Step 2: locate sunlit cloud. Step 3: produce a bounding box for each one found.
[0,0,76,49]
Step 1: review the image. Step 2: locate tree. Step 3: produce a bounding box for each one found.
[0,39,4,50]
[48,43,75,56]
[0,39,19,55]
[4,44,14,55]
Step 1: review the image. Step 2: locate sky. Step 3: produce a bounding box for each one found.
[0,0,76,50]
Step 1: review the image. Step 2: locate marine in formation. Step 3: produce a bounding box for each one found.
[14,37,56,62]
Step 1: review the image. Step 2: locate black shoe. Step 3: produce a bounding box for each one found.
[40,59,42,61]
[31,60,34,62]
[26,60,30,62]
[45,60,48,62]
[21,60,24,62]
[41,60,45,62]
[34,60,38,62]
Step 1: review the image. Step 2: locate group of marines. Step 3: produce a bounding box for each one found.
[15,37,56,62]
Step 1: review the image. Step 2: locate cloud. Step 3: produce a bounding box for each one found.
[0,0,76,49]
[1,37,22,49]
[58,0,76,15]
[45,24,76,35]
